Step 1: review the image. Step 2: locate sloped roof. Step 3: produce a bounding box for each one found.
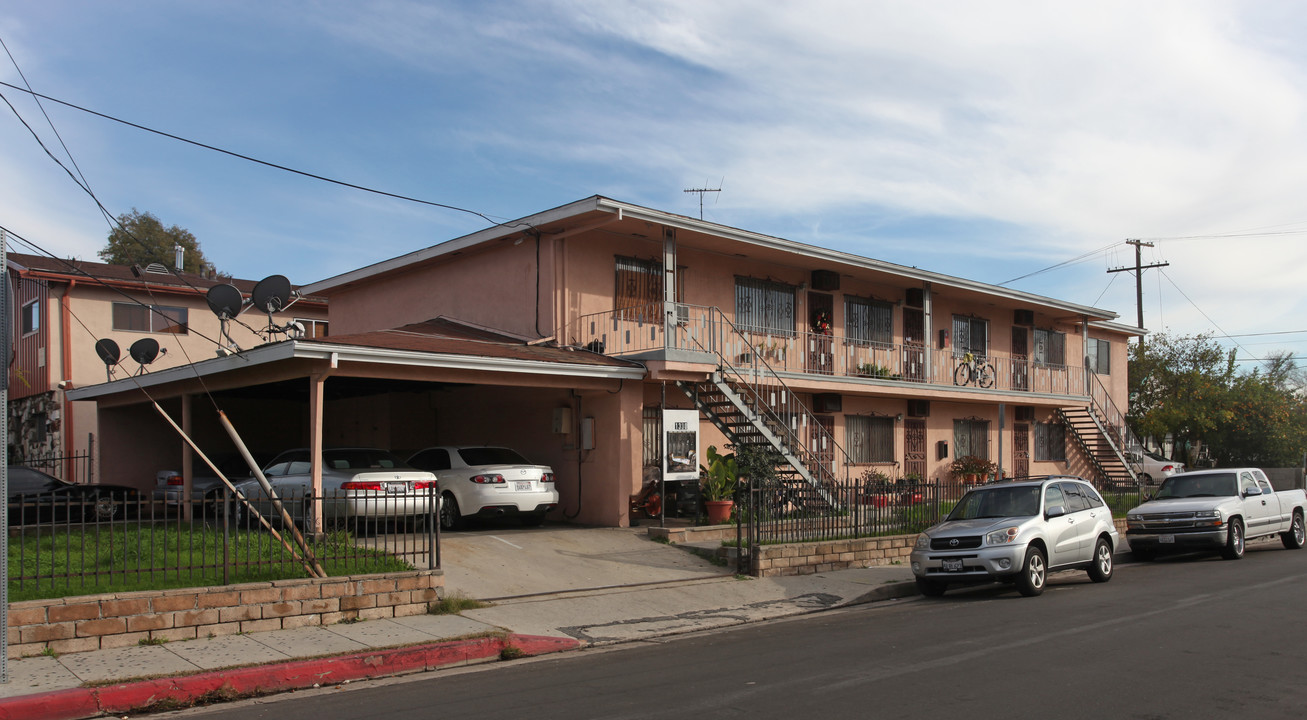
[6,252,325,301]
[313,317,639,369]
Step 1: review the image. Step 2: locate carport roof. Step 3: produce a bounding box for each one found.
[65,317,646,402]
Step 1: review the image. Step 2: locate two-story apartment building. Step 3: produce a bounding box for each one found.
[6,253,328,483]
[66,196,1142,528]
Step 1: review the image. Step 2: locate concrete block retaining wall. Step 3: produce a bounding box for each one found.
[6,570,443,659]
[653,518,1132,577]
[752,536,916,577]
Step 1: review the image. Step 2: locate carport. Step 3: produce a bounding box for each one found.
[66,319,648,529]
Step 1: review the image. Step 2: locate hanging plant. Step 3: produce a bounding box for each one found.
[812,310,832,335]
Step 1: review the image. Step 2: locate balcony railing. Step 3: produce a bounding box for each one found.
[566,302,1087,398]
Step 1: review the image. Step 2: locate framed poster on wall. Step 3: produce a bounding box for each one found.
[663,409,700,482]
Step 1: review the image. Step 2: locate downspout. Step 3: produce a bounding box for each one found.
[60,279,75,479]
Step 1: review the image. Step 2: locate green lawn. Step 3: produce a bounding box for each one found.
[7,522,417,602]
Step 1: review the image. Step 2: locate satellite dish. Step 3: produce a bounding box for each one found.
[206,283,244,318]
[95,338,120,381]
[129,338,161,365]
[95,338,120,366]
[251,275,292,314]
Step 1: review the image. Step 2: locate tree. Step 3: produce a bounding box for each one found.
[98,208,213,274]
[1129,334,1306,467]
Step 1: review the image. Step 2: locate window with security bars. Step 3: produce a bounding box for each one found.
[953,419,990,460]
[1034,421,1067,462]
[112,302,188,334]
[735,277,795,335]
[845,296,893,345]
[952,315,987,357]
[615,256,661,322]
[1087,337,1110,374]
[1033,328,1066,366]
[643,407,662,468]
[846,415,894,463]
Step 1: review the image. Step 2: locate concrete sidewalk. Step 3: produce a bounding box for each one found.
[0,534,919,720]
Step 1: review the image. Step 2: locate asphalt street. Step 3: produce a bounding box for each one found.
[164,538,1307,720]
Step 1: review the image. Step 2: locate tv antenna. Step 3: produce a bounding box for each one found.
[683,185,721,220]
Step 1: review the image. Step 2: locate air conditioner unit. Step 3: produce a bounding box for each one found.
[811,270,840,291]
[812,393,842,413]
[907,400,930,418]
[675,304,690,326]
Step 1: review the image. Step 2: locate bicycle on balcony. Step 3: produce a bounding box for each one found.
[954,351,996,388]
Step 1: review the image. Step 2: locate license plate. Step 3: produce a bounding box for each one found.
[941,558,964,572]
[384,483,405,494]
[515,481,533,492]
[1159,534,1175,544]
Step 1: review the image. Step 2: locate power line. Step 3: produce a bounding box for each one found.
[0,80,536,235]
[996,240,1124,286]
[1158,268,1260,365]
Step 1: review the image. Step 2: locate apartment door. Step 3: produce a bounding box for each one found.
[807,292,834,374]
[808,415,836,479]
[904,418,927,480]
[903,307,925,382]
[1011,327,1030,392]
[1013,423,1030,478]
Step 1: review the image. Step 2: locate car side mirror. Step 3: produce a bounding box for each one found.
[1244,486,1262,497]
[1045,505,1066,519]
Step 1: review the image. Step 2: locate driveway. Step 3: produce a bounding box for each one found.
[438,524,727,599]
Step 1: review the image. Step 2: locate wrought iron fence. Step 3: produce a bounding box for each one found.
[14,452,92,484]
[739,476,960,548]
[6,487,440,600]
[736,475,1147,572]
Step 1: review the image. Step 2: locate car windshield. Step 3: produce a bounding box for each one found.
[1155,473,1237,499]
[321,449,410,470]
[946,485,1042,520]
[458,447,531,466]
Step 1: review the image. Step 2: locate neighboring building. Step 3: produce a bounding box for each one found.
[6,253,328,483]
[68,197,1143,528]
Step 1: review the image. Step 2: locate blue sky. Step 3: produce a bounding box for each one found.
[3,1,1307,368]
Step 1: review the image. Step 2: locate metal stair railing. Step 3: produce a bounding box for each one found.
[672,305,852,498]
[1074,371,1142,485]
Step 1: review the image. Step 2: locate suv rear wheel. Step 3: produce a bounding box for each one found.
[1016,546,1046,597]
[1087,538,1113,582]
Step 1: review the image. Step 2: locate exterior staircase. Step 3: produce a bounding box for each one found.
[1059,372,1142,489]
[668,308,849,506]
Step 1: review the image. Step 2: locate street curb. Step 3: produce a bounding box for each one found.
[846,578,920,605]
[0,633,581,720]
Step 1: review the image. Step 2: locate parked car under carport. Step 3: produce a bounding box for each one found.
[7,466,142,525]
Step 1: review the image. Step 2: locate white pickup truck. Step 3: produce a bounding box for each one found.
[1125,468,1306,560]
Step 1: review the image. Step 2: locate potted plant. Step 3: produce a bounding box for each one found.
[700,445,739,524]
[950,455,998,485]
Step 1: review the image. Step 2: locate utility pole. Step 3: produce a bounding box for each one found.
[682,187,720,220]
[1107,239,1168,351]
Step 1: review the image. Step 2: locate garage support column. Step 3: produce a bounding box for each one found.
[309,372,326,536]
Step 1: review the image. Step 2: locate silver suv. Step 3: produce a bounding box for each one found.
[910,476,1120,597]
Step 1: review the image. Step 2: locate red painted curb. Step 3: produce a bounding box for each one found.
[0,634,582,720]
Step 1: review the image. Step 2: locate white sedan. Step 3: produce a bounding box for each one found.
[407,446,558,530]
[233,448,438,528]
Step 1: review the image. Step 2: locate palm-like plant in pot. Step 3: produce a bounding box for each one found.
[700,445,738,524]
